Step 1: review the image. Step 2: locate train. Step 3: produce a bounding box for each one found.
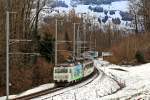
[53,51,99,86]
[53,60,94,86]
[82,51,99,60]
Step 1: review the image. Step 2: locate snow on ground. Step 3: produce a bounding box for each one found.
[0,59,121,100]
[97,59,150,99]
[32,59,150,100]
[0,83,55,100]
[1,58,149,100]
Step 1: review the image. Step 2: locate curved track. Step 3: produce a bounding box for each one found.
[12,68,100,100]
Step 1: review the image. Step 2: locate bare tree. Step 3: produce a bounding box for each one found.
[129,0,140,33]
[129,0,150,32]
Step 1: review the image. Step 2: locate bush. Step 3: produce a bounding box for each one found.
[112,18,121,25]
[39,35,55,63]
[51,1,68,8]
[98,18,101,23]
[104,10,108,15]
[135,51,145,63]
[120,11,134,21]
[88,6,93,10]
[102,16,108,23]
[109,10,115,15]
[93,7,103,12]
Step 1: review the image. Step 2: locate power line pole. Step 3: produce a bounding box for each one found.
[55,19,64,66]
[93,21,99,52]
[55,19,58,66]
[76,24,80,57]
[83,22,86,52]
[73,23,80,59]
[6,10,10,100]
[6,0,10,99]
[73,23,76,59]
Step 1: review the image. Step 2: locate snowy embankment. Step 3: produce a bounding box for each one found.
[98,60,150,99]
[0,83,55,100]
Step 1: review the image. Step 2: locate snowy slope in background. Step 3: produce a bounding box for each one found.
[45,0,129,17]
[41,0,134,30]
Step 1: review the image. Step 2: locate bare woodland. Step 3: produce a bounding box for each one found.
[0,0,54,95]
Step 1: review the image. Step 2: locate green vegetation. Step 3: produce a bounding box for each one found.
[39,35,55,63]
[135,51,145,63]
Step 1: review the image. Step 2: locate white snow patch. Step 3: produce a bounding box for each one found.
[99,60,150,99]
[0,83,54,100]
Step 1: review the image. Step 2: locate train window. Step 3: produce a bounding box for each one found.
[55,68,68,73]
[69,69,72,73]
[83,62,93,69]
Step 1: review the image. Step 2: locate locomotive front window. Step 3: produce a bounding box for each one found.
[84,63,93,69]
[55,68,68,73]
[69,69,72,73]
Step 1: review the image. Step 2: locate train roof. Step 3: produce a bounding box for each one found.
[56,62,81,67]
[83,60,93,64]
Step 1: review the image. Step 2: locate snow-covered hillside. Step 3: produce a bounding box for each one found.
[41,0,135,31]
[99,61,150,99]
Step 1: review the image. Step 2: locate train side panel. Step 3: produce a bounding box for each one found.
[91,51,98,58]
[70,64,83,81]
[83,61,94,77]
[94,51,98,58]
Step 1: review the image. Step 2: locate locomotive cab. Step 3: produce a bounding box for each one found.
[53,64,73,83]
[53,62,83,86]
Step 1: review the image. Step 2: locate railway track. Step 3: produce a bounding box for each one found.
[12,68,100,100]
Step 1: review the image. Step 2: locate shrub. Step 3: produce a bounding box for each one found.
[51,1,68,8]
[109,10,115,15]
[120,11,134,21]
[112,18,121,25]
[98,18,101,23]
[39,35,55,63]
[102,16,108,23]
[93,7,103,12]
[104,10,108,15]
[135,51,145,63]
[88,6,93,10]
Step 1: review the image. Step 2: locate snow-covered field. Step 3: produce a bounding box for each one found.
[99,60,150,99]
